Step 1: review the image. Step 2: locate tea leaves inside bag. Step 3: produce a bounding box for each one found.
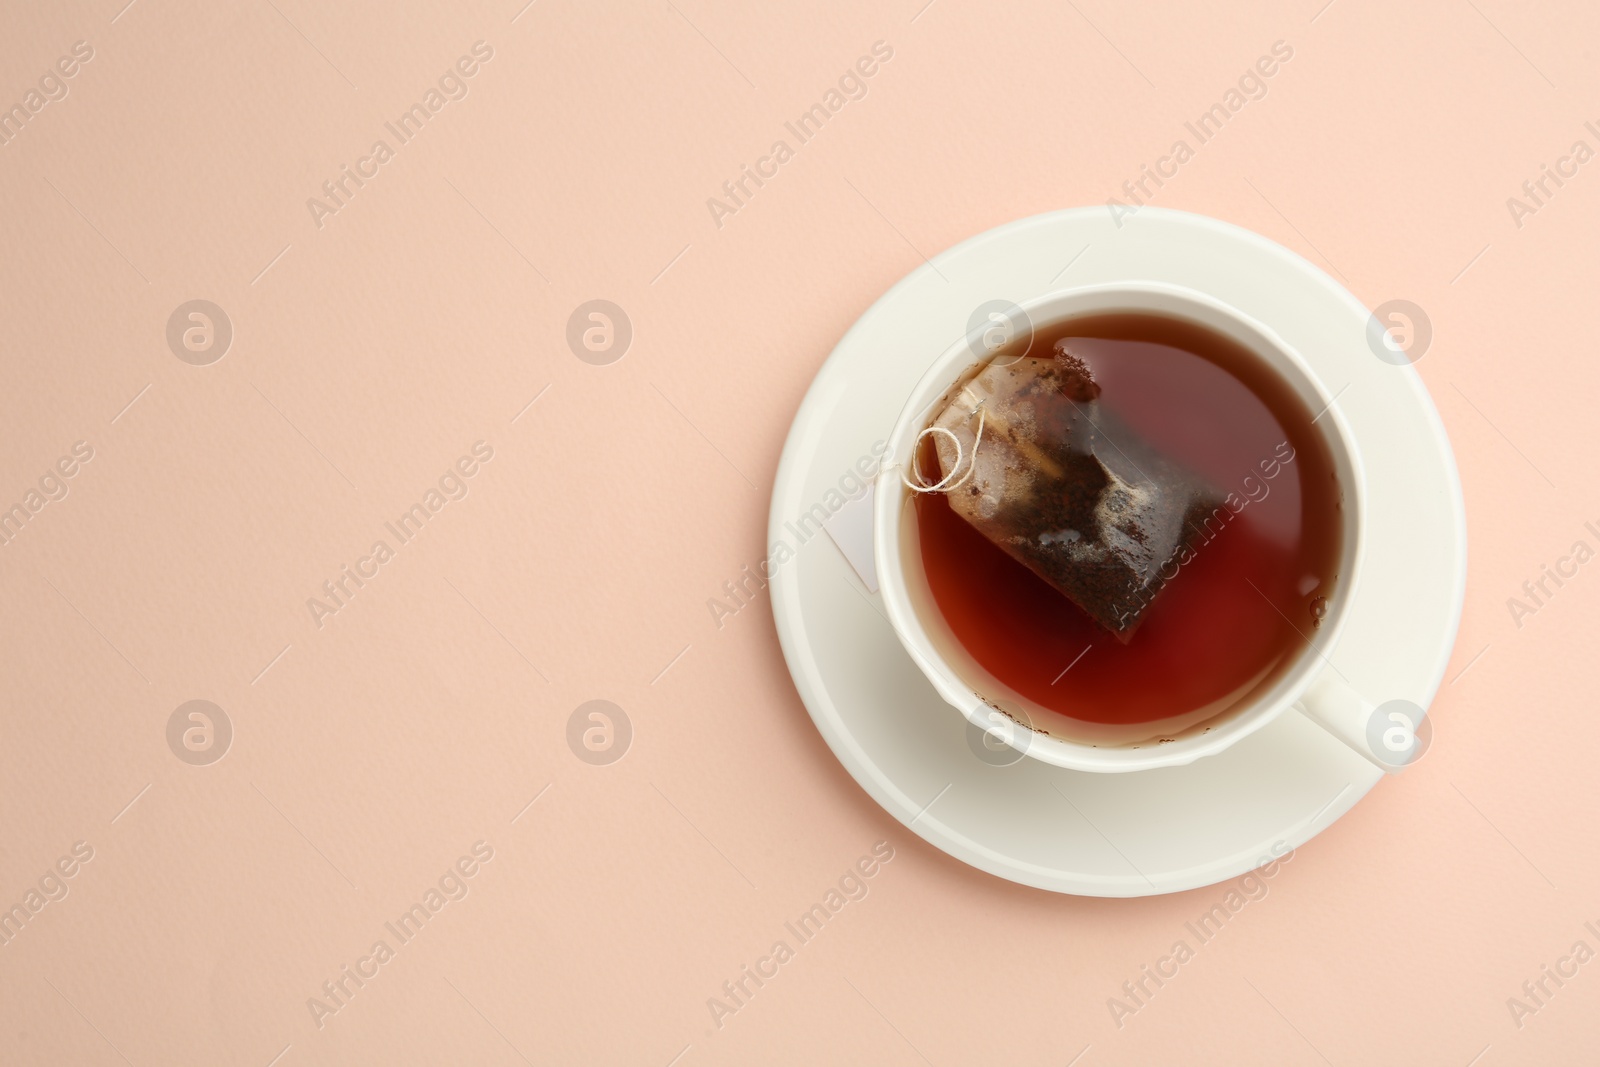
[926,342,1224,642]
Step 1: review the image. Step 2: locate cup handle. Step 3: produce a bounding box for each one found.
[1295,670,1403,773]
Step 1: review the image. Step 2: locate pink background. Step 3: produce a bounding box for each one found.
[2,0,1597,1063]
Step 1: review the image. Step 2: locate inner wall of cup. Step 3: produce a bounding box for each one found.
[893,291,1361,751]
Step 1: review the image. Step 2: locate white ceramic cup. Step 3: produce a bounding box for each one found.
[874,281,1401,774]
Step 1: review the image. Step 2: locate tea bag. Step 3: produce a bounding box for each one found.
[910,340,1224,642]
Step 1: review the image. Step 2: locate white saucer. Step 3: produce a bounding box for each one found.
[769,207,1466,897]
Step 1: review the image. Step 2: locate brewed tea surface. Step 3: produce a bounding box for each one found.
[915,313,1342,727]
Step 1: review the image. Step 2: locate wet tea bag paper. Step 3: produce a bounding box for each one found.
[924,342,1223,641]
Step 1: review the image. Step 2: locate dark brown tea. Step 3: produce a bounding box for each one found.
[915,312,1342,729]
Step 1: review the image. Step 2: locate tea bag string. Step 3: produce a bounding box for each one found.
[901,404,986,494]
